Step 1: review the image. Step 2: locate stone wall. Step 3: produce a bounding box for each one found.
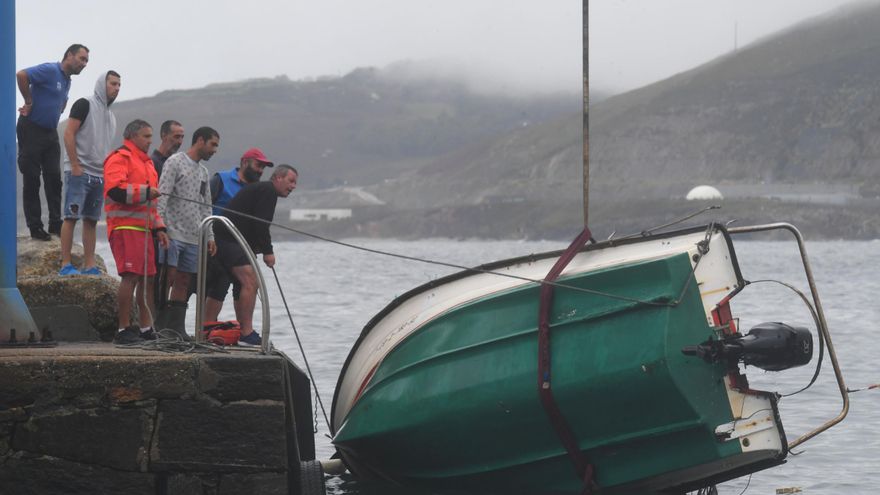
[0,345,322,494]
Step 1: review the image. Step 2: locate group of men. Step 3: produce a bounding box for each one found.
[16,44,299,346]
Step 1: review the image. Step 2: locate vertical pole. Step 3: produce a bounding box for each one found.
[0,0,16,288]
[582,0,590,226]
[0,0,39,340]
[734,21,738,53]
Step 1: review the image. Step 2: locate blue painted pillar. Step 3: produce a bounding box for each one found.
[1,0,38,340]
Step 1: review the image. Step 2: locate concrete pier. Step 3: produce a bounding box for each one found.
[0,343,325,494]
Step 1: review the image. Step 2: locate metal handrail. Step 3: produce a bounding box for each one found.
[196,215,271,354]
[728,222,848,449]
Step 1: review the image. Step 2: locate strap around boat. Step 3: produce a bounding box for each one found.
[537,225,597,494]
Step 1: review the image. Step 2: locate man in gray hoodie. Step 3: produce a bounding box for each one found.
[59,70,120,275]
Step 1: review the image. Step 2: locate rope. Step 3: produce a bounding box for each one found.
[740,279,824,397]
[313,389,321,434]
[159,191,713,308]
[847,383,880,393]
[142,213,153,326]
[737,474,752,495]
[115,329,230,353]
[716,408,774,438]
[611,205,721,242]
[270,266,332,431]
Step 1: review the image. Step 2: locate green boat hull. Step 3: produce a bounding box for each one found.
[333,232,787,493]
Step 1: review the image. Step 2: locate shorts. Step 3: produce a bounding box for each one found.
[205,255,242,301]
[214,238,252,270]
[63,171,104,221]
[109,228,156,276]
[159,238,199,273]
[215,238,254,300]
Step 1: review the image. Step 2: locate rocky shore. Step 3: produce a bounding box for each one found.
[16,235,120,341]
[279,197,880,242]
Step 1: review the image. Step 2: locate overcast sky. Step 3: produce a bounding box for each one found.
[14,0,869,106]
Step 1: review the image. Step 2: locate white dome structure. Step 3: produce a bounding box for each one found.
[686,185,723,201]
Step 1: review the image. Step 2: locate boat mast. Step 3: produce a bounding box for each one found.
[582,0,590,225]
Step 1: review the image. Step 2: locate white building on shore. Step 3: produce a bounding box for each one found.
[286,186,385,222]
[289,208,352,221]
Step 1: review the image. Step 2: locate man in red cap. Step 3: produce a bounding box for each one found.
[203,147,273,322]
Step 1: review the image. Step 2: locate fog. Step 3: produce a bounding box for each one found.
[14,0,868,105]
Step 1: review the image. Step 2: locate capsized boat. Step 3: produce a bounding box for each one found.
[331,223,847,494]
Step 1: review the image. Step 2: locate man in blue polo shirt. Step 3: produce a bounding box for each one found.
[16,44,89,241]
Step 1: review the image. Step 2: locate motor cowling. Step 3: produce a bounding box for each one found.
[682,322,813,372]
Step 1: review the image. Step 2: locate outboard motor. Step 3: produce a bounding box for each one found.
[682,322,813,371]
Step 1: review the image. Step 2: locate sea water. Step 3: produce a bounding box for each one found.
[99,238,880,494]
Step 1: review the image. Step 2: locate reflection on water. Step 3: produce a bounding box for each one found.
[98,238,880,494]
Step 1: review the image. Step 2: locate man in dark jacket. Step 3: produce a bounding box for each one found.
[214,165,298,347]
[204,147,273,322]
[150,120,184,178]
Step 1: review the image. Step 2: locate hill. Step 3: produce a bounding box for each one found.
[379,2,880,207]
[590,1,880,198]
[111,66,579,189]
[366,112,583,208]
[29,3,880,240]
[355,2,880,239]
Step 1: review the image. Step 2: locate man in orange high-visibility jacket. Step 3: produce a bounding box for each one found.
[103,119,169,344]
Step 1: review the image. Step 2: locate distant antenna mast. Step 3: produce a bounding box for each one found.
[583,0,590,225]
[734,21,738,53]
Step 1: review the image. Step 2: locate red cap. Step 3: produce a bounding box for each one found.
[240,147,274,167]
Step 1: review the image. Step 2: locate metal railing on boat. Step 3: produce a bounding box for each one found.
[195,215,271,354]
[728,222,849,450]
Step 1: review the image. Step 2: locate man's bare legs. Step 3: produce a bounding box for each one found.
[135,274,155,328]
[81,218,97,269]
[60,218,99,270]
[117,274,138,328]
[230,265,258,336]
[205,296,223,322]
[59,219,77,266]
[204,296,242,322]
[168,268,191,303]
[118,273,155,329]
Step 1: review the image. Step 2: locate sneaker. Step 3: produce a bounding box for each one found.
[140,328,157,340]
[80,266,101,275]
[47,224,62,236]
[30,228,51,241]
[113,325,144,344]
[59,263,81,276]
[238,331,262,347]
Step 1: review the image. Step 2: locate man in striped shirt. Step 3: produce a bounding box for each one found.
[155,127,219,335]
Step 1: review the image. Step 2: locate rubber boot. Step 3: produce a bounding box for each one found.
[164,300,192,341]
[152,305,169,334]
